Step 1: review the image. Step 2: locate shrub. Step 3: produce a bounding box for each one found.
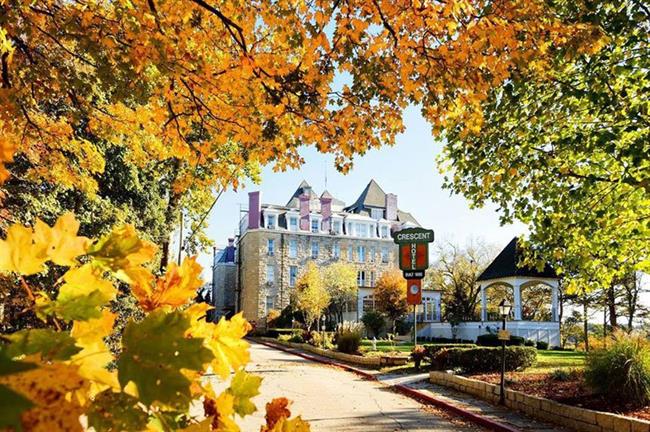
[411,345,427,370]
[476,333,525,347]
[550,368,581,382]
[361,311,385,338]
[308,331,334,349]
[278,334,291,342]
[525,339,535,347]
[536,340,549,350]
[266,328,294,339]
[428,337,474,344]
[266,309,281,327]
[288,329,305,343]
[585,331,650,406]
[424,343,477,363]
[335,321,364,354]
[431,346,537,373]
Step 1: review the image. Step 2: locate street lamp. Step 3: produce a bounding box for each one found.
[498,299,512,405]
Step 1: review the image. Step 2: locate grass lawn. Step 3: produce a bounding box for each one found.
[529,350,586,373]
[360,339,414,353]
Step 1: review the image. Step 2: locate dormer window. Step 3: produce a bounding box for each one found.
[371,208,384,220]
[267,215,276,230]
[311,218,319,233]
[332,220,341,235]
[289,216,298,231]
[381,225,389,238]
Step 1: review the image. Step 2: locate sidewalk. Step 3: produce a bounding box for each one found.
[254,339,570,432]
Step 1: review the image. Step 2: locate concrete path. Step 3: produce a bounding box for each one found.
[232,342,488,431]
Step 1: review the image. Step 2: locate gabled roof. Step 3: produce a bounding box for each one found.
[397,210,419,226]
[286,180,318,208]
[344,179,387,212]
[477,237,557,282]
[320,190,345,207]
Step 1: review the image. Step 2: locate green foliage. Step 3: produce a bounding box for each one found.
[322,262,357,322]
[287,329,304,344]
[0,384,33,431]
[335,322,364,354]
[536,341,549,350]
[117,310,213,408]
[410,345,427,370]
[524,339,535,347]
[432,347,537,373]
[361,311,385,338]
[87,390,149,432]
[441,0,650,290]
[585,332,650,406]
[307,331,334,349]
[424,343,477,360]
[549,368,581,382]
[476,333,525,347]
[293,263,330,330]
[5,329,81,360]
[227,370,262,417]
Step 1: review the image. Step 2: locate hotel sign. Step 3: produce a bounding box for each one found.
[392,227,435,305]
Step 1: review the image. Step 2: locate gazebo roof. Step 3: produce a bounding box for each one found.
[477,237,557,282]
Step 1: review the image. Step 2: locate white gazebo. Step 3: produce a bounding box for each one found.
[421,237,561,346]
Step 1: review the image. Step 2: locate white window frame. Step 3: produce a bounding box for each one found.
[289,216,298,232]
[266,265,275,284]
[288,239,298,258]
[381,247,389,263]
[357,270,366,287]
[333,242,340,259]
[357,245,365,263]
[267,214,277,230]
[289,266,298,287]
[347,245,354,261]
[311,241,319,259]
[267,238,275,256]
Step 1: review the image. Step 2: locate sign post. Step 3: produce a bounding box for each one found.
[392,228,434,345]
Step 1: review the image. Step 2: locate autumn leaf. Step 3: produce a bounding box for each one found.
[186,306,252,379]
[263,397,291,430]
[0,224,47,275]
[0,384,34,431]
[87,389,148,432]
[203,392,240,432]
[0,362,89,432]
[33,212,90,266]
[134,256,203,311]
[117,310,213,408]
[227,370,262,417]
[5,329,81,361]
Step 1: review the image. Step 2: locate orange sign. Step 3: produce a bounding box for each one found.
[399,243,428,271]
[406,279,422,305]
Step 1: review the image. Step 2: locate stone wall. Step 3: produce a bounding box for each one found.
[212,262,237,312]
[429,371,650,432]
[239,228,399,322]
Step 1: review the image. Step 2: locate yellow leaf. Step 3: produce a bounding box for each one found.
[187,306,251,379]
[60,263,117,302]
[135,256,203,311]
[89,224,157,275]
[203,392,240,432]
[0,362,89,432]
[0,224,47,275]
[33,212,90,266]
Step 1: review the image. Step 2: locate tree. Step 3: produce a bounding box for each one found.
[374,270,408,334]
[361,311,385,339]
[293,263,330,330]
[322,262,357,324]
[441,1,649,291]
[426,239,495,322]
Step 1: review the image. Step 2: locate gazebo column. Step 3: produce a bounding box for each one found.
[551,284,559,322]
[513,283,522,321]
[480,284,487,321]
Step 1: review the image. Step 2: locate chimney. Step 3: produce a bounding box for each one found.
[299,192,310,231]
[248,191,261,229]
[320,197,332,232]
[385,193,397,221]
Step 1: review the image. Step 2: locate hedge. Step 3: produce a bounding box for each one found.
[431,346,537,373]
[422,337,474,344]
[423,343,477,360]
[476,333,525,347]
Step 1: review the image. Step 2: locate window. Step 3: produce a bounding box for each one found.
[362,295,375,312]
[356,223,368,238]
[289,239,297,258]
[370,247,376,263]
[381,225,389,238]
[370,271,376,287]
[311,241,319,259]
[371,208,384,220]
[267,214,276,229]
[266,265,275,284]
[289,266,298,287]
[332,220,341,234]
[357,245,365,263]
[289,217,298,231]
[267,239,275,256]
[266,295,274,312]
[347,245,353,261]
[357,270,366,287]
[381,247,389,263]
[333,242,340,259]
[311,218,319,233]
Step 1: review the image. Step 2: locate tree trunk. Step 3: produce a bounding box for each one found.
[583,298,589,352]
[159,158,181,273]
[606,283,618,329]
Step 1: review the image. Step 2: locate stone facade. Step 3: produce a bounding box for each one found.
[211,240,237,317]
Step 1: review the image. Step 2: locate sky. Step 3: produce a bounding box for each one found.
[194,104,527,277]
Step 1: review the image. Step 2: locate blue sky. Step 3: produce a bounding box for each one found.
[195,104,526,274]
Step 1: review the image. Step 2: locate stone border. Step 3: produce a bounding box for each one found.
[258,337,409,367]
[429,371,650,432]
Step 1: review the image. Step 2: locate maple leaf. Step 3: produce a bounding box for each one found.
[88,224,157,279]
[33,212,90,266]
[87,389,148,432]
[134,256,203,311]
[117,310,213,408]
[263,398,291,430]
[5,329,81,361]
[186,306,252,379]
[70,311,119,391]
[0,224,47,275]
[0,362,89,432]
[45,264,117,321]
[227,370,262,417]
[203,392,240,432]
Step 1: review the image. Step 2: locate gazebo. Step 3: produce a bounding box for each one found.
[420,237,561,346]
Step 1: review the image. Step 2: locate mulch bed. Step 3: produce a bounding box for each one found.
[468,371,650,421]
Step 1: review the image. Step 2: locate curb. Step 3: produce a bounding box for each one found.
[253,338,520,432]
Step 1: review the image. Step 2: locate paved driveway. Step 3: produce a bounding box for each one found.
[229,342,487,431]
